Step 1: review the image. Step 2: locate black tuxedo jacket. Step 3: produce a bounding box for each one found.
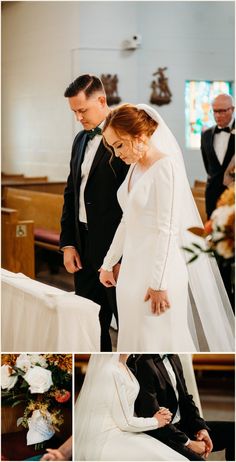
[60,131,129,268]
[201,121,235,217]
[128,354,209,446]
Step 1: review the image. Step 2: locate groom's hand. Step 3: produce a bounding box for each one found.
[99,268,116,287]
[186,440,207,457]
[196,429,213,458]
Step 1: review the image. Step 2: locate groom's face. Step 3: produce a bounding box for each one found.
[68,91,106,130]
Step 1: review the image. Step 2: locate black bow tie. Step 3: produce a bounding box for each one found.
[159,354,173,361]
[215,126,231,134]
[86,126,102,140]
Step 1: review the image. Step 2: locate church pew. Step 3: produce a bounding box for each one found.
[2,180,66,196]
[193,196,207,223]
[193,354,234,371]
[1,172,48,182]
[194,180,206,189]
[191,186,205,198]
[1,207,35,278]
[3,187,64,252]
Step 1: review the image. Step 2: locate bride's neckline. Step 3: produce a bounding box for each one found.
[128,155,169,193]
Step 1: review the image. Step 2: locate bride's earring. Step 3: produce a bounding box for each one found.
[137,142,144,152]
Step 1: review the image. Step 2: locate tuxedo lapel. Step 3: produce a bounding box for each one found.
[74,133,88,187]
[222,120,235,169]
[153,356,173,389]
[169,356,186,396]
[209,126,221,167]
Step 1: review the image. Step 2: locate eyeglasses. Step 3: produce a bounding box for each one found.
[213,107,233,114]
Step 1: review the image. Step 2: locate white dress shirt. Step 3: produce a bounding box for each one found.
[79,121,104,223]
[160,355,181,424]
[213,118,234,165]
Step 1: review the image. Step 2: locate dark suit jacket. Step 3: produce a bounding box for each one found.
[128,354,209,446]
[201,121,235,218]
[60,131,129,268]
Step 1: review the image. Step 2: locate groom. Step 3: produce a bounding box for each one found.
[128,354,235,461]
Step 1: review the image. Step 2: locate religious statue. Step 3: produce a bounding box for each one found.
[101,74,121,106]
[150,67,172,106]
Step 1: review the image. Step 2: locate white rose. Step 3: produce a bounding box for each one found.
[24,366,53,393]
[211,205,234,229]
[30,354,48,368]
[1,365,18,390]
[16,354,31,372]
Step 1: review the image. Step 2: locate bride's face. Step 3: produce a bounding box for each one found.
[103,126,145,164]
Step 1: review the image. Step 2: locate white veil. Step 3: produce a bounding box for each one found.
[136,104,234,351]
[74,354,119,461]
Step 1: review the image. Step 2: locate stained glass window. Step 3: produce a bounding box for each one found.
[185,80,233,149]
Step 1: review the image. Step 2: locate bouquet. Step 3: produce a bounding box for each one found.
[1,354,72,450]
[184,185,235,264]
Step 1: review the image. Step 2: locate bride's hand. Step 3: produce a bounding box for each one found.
[99,268,117,287]
[153,407,172,427]
[144,288,170,315]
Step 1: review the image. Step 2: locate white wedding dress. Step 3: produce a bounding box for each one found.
[75,355,187,461]
[103,157,196,351]
[102,104,234,352]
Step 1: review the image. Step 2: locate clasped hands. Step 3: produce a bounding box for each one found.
[99,268,170,315]
[187,429,213,459]
[153,407,172,427]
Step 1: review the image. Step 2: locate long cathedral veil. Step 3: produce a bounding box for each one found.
[74,354,119,461]
[136,104,234,351]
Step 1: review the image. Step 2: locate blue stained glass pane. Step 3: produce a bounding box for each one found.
[185,80,233,149]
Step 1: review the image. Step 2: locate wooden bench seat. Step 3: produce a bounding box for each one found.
[193,354,235,371]
[2,180,66,196]
[3,187,64,252]
[1,207,35,277]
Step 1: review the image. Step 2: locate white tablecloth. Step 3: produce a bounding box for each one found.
[1,269,100,352]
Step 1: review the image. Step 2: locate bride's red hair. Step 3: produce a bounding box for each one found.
[103,104,158,138]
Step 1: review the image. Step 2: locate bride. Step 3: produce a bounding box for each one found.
[74,354,187,461]
[99,103,234,352]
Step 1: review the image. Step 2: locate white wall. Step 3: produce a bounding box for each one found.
[2,1,80,179]
[2,1,234,183]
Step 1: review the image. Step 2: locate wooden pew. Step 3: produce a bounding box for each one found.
[2,180,66,196]
[1,208,35,278]
[194,180,206,189]
[1,172,25,180]
[191,186,205,198]
[3,187,64,252]
[1,173,48,182]
[193,196,207,223]
[193,354,234,371]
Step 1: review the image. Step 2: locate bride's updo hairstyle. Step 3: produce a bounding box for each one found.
[103,104,158,140]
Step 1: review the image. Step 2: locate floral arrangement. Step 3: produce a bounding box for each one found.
[184,184,235,263]
[1,354,72,449]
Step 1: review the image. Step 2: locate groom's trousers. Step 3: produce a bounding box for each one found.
[74,225,118,352]
[152,421,235,461]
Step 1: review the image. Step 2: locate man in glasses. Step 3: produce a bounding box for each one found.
[201,93,234,218]
[201,93,235,309]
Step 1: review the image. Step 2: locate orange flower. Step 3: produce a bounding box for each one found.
[204,220,213,235]
[54,389,71,403]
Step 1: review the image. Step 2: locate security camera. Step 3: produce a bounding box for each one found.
[132,35,142,46]
[122,34,142,51]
